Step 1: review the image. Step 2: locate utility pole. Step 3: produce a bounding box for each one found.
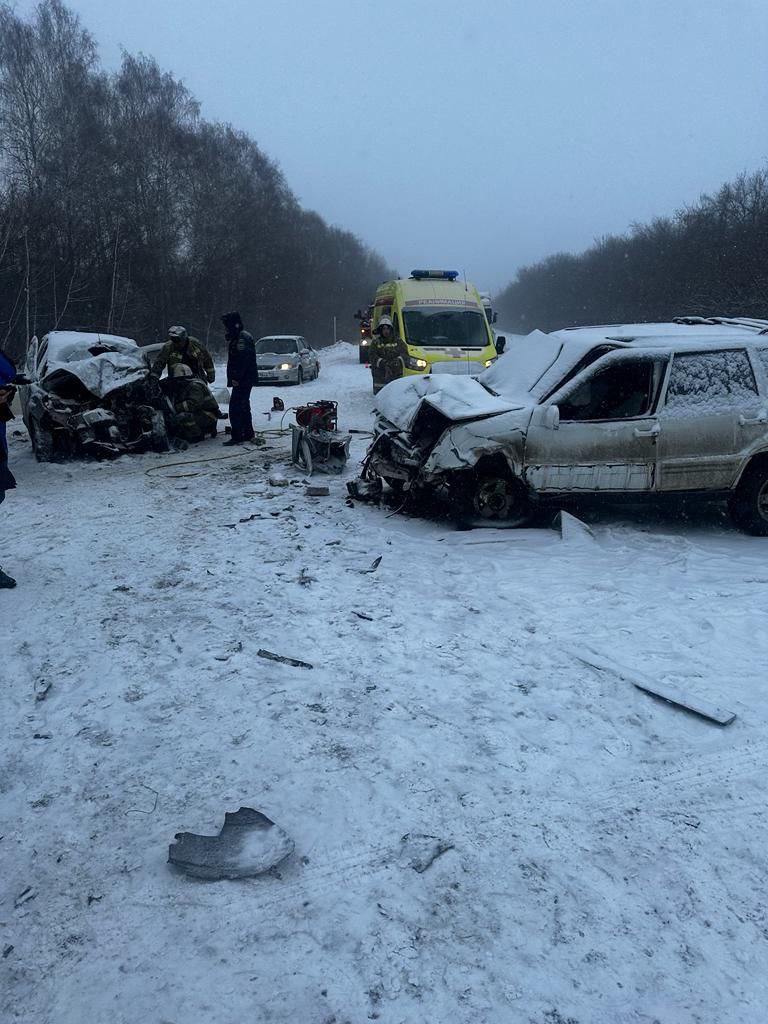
[24,225,30,342]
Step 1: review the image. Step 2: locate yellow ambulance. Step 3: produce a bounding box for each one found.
[371,270,499,380]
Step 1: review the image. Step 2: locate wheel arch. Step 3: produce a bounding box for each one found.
[734,449,768,487]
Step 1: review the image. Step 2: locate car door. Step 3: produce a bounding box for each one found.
[524,353,667,492]
[297,338,310,374]
[305,340,318,375]
[656,349,764,491]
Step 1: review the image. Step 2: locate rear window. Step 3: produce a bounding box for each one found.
[663,350,757,414]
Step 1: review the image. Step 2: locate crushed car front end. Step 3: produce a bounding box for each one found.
[363,374,534,522]
[24,337,170,461]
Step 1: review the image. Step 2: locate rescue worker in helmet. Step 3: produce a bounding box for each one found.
[164,363,225,443]
[151,325,216,384]
[370,315,406,395]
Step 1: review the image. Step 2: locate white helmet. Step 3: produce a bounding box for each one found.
[378,316,393,330]
[168,325,188,341]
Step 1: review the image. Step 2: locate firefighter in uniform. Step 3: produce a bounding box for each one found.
[152,326,216,383]
[370,315,405,394]
[165,364,223,442]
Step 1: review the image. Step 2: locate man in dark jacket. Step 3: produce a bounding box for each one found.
[0,350,19,588]
[221,311,257,445]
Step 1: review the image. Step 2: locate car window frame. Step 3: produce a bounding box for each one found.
[549,349,669,423]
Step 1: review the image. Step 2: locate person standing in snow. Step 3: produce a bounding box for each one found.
[370,315,406,394]
[151,325,216,383]
[221,311,258,446]
[0,350,20,588]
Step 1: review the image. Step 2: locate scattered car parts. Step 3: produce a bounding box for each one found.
[168,807,294,879]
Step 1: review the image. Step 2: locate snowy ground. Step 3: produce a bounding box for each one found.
[2,342,768,1024]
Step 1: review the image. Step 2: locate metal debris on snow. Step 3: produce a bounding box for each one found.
[34,680,52,702]
[14,887,37,908]
[554,510,595,542]
[257,649,314,669]
[359,556,382,574]
[168,807,294,880]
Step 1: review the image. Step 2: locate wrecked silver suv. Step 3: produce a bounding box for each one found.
[21,331,170,461]
[365,317,768,534]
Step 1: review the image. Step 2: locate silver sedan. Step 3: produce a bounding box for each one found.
[255,336,320,385]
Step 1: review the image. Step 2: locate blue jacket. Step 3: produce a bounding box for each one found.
[0,350,17,497]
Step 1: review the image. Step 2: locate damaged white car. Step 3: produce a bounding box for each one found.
[21,331,170,461]
[364,317,768,534]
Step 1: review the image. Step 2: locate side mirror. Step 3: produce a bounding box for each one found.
[495,335,506,355]
[492,312,498,324]
[544,405,560,430]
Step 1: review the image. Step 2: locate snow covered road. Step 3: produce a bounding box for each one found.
[2,344,768,1023]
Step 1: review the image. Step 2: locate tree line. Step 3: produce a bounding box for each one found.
[0,0,392,361]
[496,167,768,333]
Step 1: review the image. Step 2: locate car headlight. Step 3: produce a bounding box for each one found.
[484,357,497,368]
[405,356,428,371]
[279,363,295,370]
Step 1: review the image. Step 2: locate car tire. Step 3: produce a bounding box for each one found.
[452,464,532,528]
[729,463,768,535]
[29,418,57,463]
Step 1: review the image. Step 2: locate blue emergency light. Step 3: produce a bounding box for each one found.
[410,270,460,281]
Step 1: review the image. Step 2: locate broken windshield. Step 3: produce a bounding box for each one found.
[255,339,298,354]
[403,307,489,348]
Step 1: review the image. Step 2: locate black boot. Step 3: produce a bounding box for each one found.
[0,568,17,589]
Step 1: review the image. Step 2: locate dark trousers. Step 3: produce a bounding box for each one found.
[229,385,254,442]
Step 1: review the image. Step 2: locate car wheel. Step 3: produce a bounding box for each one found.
[29,418,57,463]
[452,464,531,528]
[729,463,768,535]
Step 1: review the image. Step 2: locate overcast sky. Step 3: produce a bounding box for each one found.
[17,0,768,293]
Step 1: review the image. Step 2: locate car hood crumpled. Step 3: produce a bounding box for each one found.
[374,375,524,432]
[42,350,149,399]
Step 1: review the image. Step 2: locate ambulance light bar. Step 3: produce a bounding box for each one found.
[410,270,460,281]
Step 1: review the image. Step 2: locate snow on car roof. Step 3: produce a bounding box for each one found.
[552,320,768,349]
[43,330,139,362]
[257,335,301,341]
[482,321,768,404]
